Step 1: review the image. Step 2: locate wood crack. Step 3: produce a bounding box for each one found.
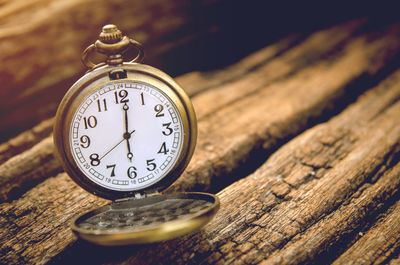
[2,20,400,265]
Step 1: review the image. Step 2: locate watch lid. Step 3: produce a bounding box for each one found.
[54,63,197,200]
[71,192,219,246]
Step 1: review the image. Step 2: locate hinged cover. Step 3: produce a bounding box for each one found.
[72,192,219,246]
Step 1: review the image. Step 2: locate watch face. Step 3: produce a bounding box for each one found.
[68,81,184,192]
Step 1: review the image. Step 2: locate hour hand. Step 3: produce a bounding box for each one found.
[125,134,133,161]
[126,130,135,161]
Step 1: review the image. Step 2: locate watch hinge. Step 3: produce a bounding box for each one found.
[114,190,160,202]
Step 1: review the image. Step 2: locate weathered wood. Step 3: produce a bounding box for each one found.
[0,33,297,165]
[0,33,296,202]
[0,0,249,139]
[1,21,400,265]
[0,20,370,202]
[332,199,400,265]
[96,64,400,265]
[0,118,54,164]
[0,137,63,202]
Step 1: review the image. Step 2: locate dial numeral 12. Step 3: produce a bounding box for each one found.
[114,90,129,104]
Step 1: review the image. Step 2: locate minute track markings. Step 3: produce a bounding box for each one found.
[70,82,184,191]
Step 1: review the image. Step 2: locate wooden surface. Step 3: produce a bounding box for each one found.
[1,17,400,265]
[0,0,261,140]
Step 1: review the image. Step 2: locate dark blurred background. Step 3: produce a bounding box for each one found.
[0,0,398,141]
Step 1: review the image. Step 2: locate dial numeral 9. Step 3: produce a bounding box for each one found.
[80,135,91,148]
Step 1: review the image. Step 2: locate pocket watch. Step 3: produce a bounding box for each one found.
[53,25,219,246]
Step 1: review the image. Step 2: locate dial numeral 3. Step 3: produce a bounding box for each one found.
[162,123,173,136]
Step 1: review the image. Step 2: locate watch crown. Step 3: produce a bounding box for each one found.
[99,24,123,44]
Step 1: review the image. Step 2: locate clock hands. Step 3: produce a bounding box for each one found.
[122,103,134,161]
[99,102,135,161]
[99,129,135,161]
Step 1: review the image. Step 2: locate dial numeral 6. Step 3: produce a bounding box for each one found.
[127,166,137,179]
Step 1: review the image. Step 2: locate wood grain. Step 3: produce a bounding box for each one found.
[332,199,400,265]
[0,0,248,139]
[1,20,400,265]
[0,32,295,202]
[99,62,400,265]
[0,20,371,202]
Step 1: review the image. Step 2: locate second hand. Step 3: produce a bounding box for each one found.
[99,130,135,161]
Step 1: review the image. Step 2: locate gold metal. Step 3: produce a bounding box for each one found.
[53,25,217,246]
[71,192,219,246]
[82,24,144,69]
[54,63,197,199]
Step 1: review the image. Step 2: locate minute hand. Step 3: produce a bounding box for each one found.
[122,103,134,161]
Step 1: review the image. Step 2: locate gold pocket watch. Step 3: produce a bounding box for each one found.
[53,25,219,246]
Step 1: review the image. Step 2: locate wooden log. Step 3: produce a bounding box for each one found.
[332,199,400,265]
[1,0,349,141]
[0,20,368,202]
[0,0,255,140]
[0,33,296,202]
[1,21,400,265]
[0,33,297,165]
[90,64,400,265]
[0,118,54,164]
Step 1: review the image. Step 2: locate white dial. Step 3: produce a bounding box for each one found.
[69,81,184,191]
